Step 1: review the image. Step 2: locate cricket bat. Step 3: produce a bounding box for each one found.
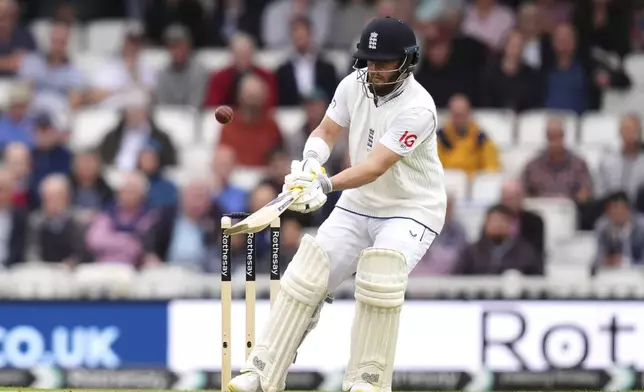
[223,188,303,235]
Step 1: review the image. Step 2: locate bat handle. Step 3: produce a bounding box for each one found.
[227,212,251,219]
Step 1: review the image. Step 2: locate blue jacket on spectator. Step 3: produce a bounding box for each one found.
[146,173,179,209]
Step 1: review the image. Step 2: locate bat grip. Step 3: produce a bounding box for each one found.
[226,212,251,219]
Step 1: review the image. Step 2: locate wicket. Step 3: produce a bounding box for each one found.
[220,213,282,392]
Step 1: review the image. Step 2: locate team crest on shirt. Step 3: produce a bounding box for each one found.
[367,128,375,151]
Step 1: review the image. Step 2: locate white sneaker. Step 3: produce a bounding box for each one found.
[349,382,379,392]
[227,372,261,392]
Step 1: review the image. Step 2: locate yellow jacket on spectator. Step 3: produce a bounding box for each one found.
[437,120,501,176]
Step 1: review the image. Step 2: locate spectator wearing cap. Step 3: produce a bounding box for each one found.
[275,16,338,107]
[155,24,208,108]
[98,89,177,170]
[29,112,72,210]
[87,22,157,108]
[203,32,277,109]
[137,141,179,209]
[0,0,37,77]
[17,20,84,117]
[0,82,34,150]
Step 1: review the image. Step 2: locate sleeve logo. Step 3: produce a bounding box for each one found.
[399,130,417,148]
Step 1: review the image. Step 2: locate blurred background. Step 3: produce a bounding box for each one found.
[0,0,643,390]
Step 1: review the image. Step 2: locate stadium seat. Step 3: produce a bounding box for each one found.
[152,106,198,147]
[73,52,108,83]
[195,49,230,72]
[516,109,577,147]
[453,201,487,242]
[500,146,539,178]
[140,48,170,73]
[200,109,223,145]
[255,50,289,70]
[131,265,207,299]
[574,145,605,176]
[229,167,267,191]
[470,172,505,204]
[473,109,515,148]
[523,197,577,251]
[593,268,644,298]
[602,88,644,114]
[74,263,136,299]
[0,79,15,110]
[30,19,84,54]
[579,112,620,150]
[103,167,125,189]
[275,108,306,138]
[545,264,592,298]
[325,50,352,77]
[86,19,128,54]
[5,262,75,299]
[550,233,597,266]
[443,169,468,201]
[180,145,212,176]
[70,108,120,151]
[624,53,644,86]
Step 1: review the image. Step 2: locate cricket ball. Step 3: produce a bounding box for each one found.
[215,105,234,124]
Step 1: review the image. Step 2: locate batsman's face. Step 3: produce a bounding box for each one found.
[367,60,400,85]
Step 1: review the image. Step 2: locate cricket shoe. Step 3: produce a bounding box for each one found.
[349,382,379,392]
[227,371,287,392]
[227,372,261,392]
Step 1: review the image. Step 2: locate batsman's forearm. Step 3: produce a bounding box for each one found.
[328,163,382,192]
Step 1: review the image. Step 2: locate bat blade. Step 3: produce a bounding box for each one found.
[223,188,302,235]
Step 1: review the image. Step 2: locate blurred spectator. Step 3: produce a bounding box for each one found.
[437,94,501,176]
[598,115,644,202]
[155,24,208,108]
[53,2,77,25]
[544,24,589,114]
[87,23,157,108]
[137,142,178,209]
[144,0,209,48]
[574,0,631,59]
[68,150,113,212]
[212,145,248,214]
[203,32,277,108]
[500,179,545,257]
[594,191,644,270]
[218,74,283,167]
[17,21,84,118]
[537,0,574,34]
[30,112,72,210]
[275,16,338,107]
[479,30,543,111]
[461,0,515,51]
[0,0,36,77]
[4,142,31,209]
[516,2,552,71]
[0,168,26,267]
[210,0,266,47]
[415,20,488,107]
[98,89,178,170]
[85,171,156,266]
[522,117,592,203]
[261,0,334,50]
[455,204,543,275]
[328,0,371,50]
[278,218,302,268]
[31,174,83,266]
[412,194,468,276]
[144,179,220,271]
[287,89,347,174]
[0,82,34,149]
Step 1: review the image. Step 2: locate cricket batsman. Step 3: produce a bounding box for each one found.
[228,16,447,392]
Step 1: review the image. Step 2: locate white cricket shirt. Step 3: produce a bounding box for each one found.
[325,70,447,234]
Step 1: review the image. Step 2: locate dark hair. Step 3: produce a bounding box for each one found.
[290,15,312,32]
[605,191,630,207]
[486,204,515,219]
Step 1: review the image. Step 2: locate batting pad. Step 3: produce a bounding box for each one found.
[245,234,330,392]
[342,248,408,392]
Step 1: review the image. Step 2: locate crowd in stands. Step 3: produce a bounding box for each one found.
[0,0,642,281]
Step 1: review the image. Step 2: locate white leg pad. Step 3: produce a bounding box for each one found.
[243,234,329,392]
[342,248,408,392]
